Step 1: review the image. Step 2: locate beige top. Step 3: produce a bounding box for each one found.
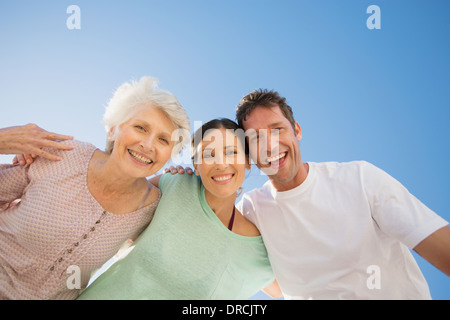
[0,140,160,299]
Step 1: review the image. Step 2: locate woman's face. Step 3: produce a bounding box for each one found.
[193,128,249,199]
[110,104,176,178]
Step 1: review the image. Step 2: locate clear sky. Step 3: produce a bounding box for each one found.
[0,1,449,299]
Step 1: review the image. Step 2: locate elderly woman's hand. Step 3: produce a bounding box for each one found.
[0,124,74,164]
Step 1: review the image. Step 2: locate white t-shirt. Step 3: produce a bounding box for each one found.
[237,161,448,300]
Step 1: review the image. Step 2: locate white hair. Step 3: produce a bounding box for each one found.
[103,76,190,156]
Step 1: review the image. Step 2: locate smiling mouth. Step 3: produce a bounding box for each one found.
[212,174,234,182]
[128,150,153,165]
[265,152,287,165]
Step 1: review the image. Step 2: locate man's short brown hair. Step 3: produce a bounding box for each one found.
[235,89,296,130]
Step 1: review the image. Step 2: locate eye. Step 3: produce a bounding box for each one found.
[135,125,145,131]
[202,149,214,159]
[271,128,281,135]
[159,137,169,144]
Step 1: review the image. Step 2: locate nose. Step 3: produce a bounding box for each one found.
[255,130,280,162]
[205,152,229,169]
[215,156,229,169]
[140,135,156,153]
[267,129,281,153]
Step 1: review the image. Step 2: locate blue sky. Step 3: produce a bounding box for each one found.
[0,1,449,299]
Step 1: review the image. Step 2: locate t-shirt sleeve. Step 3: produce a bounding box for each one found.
[361,161,448,249]
[158,172,201,196]
[0,163,30,209]
[236,192,258,226]
[157,172,171,192]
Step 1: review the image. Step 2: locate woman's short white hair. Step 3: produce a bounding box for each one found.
[103,76,190,156]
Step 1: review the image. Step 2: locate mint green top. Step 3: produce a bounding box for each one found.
[78,173,274,300]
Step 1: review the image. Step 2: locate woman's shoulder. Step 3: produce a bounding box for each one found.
[159,171,201,192]
[62,139,97,154]
[232,208,261,237]
[53,139,97,162]
[30,140,97,175]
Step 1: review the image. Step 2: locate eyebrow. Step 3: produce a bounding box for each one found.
[159,131,172,139]
[266,122,285,128]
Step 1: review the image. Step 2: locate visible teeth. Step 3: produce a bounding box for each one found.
[266,152,286,163]
[213,174,233,182]
[129,150,152,164]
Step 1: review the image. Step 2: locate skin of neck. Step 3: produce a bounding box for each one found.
[270,162,309,192]
[204,190,237,222]
[90,150,146,197]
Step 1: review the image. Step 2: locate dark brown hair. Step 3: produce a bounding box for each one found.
[236,89,296,130]
[191,118,248,161]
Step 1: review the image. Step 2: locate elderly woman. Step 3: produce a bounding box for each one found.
[0,76,190,299]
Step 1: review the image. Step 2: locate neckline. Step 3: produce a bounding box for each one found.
[227,206,236,231]
[199,183,262,241]
[269,162,315,199]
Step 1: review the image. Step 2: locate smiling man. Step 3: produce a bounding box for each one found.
[235,89,450,300]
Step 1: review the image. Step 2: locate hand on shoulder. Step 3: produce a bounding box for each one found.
[0,124,74,165]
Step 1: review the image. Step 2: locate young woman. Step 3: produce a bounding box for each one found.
[78,118,281,299]
[0,76,190,299]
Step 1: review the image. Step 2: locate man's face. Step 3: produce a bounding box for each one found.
[242,105,303,190]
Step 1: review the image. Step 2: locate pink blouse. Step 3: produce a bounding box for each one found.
[0,140,160,299]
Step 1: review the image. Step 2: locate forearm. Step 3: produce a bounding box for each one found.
[262,280,283,299]
[414,226,450,276]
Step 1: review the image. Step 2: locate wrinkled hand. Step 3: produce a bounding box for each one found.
[0,123,74,163]
[163,165,194,175]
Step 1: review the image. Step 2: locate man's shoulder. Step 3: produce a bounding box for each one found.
[311,160,372,170]
[311,160,378,179]
[244,179,274,199]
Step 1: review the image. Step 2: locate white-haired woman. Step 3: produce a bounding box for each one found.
[0,77,190,299]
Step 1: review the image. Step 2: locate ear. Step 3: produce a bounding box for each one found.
[245,155,251,171]
[294,122,302,141]
[192,158,200,176]
[107,126,116,141]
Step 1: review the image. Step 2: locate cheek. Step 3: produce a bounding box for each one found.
[235,172,246,186]
[157,146,174,163]
[195,163,207,176]
[114,128,138,146]
[248,143,260,160]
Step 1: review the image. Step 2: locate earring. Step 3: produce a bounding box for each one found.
[236,187,243,197]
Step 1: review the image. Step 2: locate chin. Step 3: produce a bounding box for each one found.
[269,170,293,183]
